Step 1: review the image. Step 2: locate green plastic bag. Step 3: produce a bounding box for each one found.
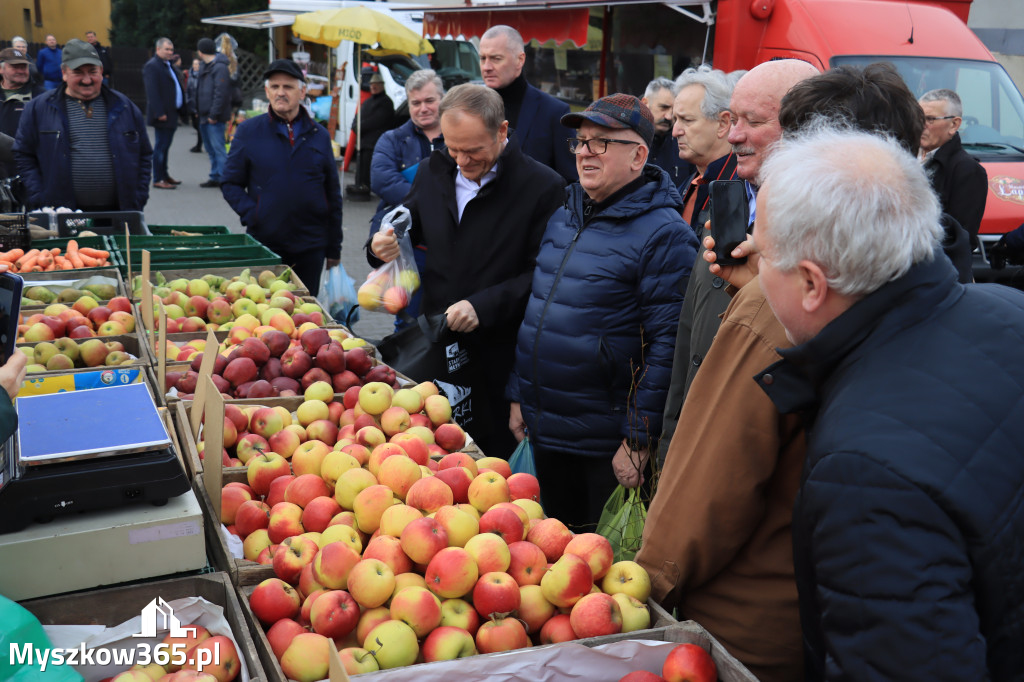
[0,595,84,682]
[596,485,647,562]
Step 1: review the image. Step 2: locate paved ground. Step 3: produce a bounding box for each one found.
[143,124,394,341]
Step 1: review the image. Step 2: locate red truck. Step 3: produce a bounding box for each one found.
[712,0,1024,279]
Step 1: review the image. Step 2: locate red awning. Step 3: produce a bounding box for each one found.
[424,8,590,47]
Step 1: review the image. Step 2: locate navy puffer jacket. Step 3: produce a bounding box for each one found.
[759,253,1024,680]
[509,165,697,455]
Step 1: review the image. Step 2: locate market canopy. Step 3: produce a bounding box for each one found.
[292,6,434,55]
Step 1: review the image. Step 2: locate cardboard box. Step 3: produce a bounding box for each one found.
[238,581,681,682]
[21,572,267,682]
[0,489,206,601]
[20,268,126,297]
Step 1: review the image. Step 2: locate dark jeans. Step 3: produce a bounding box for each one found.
[152,126,176,183]
[355,147,374,188]
[270,246,327,296]
[533,444,627,533]
[200,121,227,181]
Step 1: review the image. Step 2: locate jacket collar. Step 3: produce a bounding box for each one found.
[756,249,962,417]
[931,131,964,167]
[568,164,683,223]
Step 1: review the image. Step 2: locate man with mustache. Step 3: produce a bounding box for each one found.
[221,60,342,295]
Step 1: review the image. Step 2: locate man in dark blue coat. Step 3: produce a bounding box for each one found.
[369,84,564,459]
[508,94,698,530]
[754,125,1024,680]
[195,37,232,188]
[221,60,342,295]
[479,25,577,183]
[143,37,185,190]
[641,77,693,190]
[14,39,151,211]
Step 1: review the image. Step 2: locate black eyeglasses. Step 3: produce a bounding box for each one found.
[924,115,957,123]
[568,137,641,155]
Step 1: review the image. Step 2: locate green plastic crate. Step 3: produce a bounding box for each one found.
[106,234,261,250]
[111,244,281,276]
[146,224,231,236]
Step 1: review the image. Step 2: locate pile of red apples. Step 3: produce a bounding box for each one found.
[167,327,392,402]
[217,384,655,678]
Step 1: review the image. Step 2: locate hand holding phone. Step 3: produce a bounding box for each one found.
[709,180,751,266]
[0,273,22,366]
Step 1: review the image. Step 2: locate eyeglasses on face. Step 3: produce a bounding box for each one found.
[568,137,641,155]
[924,115,957,123]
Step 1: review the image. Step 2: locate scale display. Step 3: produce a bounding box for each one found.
[16,383,171,465]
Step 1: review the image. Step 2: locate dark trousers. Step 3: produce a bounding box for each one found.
[533,445,622,532]
[152,127,176,183]
[355,147,373,188]
[271,246,327,297]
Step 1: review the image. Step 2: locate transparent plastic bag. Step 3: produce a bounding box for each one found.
[318,261,360,326]
[359,206,420,314]
[596,485,647,562]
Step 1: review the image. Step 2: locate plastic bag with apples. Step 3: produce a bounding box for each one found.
[359,206,420,314]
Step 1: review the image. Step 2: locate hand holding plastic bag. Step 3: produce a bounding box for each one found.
[596,485,647,562]
[360,206,420,314]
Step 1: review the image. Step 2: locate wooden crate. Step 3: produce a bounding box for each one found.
[194,471,277,588]
[134,265,308,297]
[20,267,127,297]
[237,581,679,682]
[21,572,267,682]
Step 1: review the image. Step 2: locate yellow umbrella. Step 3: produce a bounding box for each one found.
[292,6,434,55]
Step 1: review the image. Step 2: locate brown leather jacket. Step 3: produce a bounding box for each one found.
[637,277,805,682]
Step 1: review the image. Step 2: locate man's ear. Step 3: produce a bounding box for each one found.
[951,116,963,134]
[797,259,831,314]
[632,144,649,170]
[716,111,732,139]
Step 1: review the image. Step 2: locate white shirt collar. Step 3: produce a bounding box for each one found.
[453,140,506,222]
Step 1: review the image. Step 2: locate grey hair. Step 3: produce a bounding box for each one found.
[481,25,525,55]
[920,88,963,118]
[727,69,747,88]
[675,65,734,121]
[440,83,505,135]
[644,77,677,100]
[405,69,444,97]
[760,123,942,296]
[11,36,26,45]
[264,77,306,90]
[156,37,172,50]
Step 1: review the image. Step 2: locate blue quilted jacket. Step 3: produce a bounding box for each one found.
[759,253,1024,680]
[508,165,697,456]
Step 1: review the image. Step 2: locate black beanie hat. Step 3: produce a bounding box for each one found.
[197,38,216,56]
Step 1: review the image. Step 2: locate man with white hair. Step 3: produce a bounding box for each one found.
[755,126,1024,679]
[641,77,692,189]
[221,59,341,294]
[919,88,988,249]
[478,25,577,182]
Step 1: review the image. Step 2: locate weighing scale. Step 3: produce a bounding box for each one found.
[0,383,189,534]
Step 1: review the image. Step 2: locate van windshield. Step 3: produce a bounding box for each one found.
[831,56,1024,158]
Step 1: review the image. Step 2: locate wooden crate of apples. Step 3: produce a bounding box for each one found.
[208,383,659,680]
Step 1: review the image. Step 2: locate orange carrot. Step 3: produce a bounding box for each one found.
[49,247,60,256]
[15,249,39,269]
[59,258,73,270]
[79,247,109,259]
[67,250,84,269]
[78,253,101,267]
[0,249,24,263]
[18,257,38,271]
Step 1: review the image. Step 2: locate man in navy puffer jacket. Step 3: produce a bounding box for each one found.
[756,126,1024,680]
[508,94,698,530]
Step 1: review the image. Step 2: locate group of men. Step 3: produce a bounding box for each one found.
[359,30,1019,682]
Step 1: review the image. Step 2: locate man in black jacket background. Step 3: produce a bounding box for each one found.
[143,37,184,190]
[368,84,564,458]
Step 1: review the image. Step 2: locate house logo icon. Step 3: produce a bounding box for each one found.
[133,597,195,638]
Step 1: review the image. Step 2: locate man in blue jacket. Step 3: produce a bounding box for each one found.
[755,125,1024,680]
[221,59,342,295]
[36,35,61,90]
[14,39,151,211]
[142,37,185,190]
[479,25,577,183]
[508,94,698,530]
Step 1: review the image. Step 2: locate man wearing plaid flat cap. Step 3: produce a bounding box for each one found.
[507,93,699,530]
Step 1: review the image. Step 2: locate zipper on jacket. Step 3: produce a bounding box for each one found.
[529,213,586,444]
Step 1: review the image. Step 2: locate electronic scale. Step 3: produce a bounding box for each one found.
[0,382,189,534]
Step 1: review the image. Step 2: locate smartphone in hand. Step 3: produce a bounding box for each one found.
[0,273,23,364]
[709,180,751,266]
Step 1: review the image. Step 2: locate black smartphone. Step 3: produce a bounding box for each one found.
[0,273,23,364]
[709,179,751,266]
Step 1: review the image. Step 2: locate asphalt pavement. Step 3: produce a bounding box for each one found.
[143,124,394,341]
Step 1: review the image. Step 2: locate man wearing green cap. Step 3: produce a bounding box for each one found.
[14,38,151,211]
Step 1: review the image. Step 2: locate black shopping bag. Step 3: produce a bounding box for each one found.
[377,313,479,434]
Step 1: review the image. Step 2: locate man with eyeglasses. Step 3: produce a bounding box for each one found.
[507,94,698,531]
[919,89,988,249]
